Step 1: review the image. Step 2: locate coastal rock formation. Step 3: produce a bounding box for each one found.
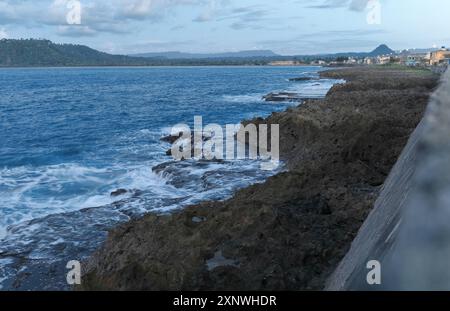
[262,92,304,102]
[162,132,212,158]
[80,67,439,290]
[289,77,319,81]
[110,189,128,197]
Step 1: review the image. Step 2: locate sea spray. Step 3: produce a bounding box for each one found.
[170,116,280,170]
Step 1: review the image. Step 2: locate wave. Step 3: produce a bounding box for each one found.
[0,162,172,238]
[222,94,263,103]
[287,78,345,98]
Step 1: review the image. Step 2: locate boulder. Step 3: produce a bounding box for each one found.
[110,189,128,197]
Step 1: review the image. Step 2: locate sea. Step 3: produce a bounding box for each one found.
[0,66,341,290]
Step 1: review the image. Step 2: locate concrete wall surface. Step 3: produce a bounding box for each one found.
[326,70,450,290]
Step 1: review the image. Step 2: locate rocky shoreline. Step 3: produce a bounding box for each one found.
[79,66,440,290]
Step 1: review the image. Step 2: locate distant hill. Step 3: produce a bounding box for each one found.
[367,44,395,56]
[0,39,281,67]
[305,44,396,60]
[0,39,158,67]
[131,50,280,59]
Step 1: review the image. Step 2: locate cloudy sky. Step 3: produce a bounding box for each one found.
[0,0,449,55]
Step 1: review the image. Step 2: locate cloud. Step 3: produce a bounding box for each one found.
[191,2,279,30]
[120,39,196,53]
[0,0,206,37]
[208,5,278,30]
[0,0,280,36]
[306,0,349,9]
[257,28,387,54]
[349,0,371,11]
[226,8,269,30]
[170,24,185,30]
[192,0,216,22]
[57,25,96,37]
[305,0,374,11]
[120,0,155,19]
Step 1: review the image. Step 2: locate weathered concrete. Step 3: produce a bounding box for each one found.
[326,70,450,290]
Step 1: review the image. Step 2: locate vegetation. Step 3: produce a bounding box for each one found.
[0,39,275,67]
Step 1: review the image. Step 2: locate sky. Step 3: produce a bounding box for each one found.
[0,0,449,55]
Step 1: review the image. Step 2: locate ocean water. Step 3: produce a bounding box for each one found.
[0,66,340,290]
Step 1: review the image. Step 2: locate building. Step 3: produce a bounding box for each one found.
[405,55,420,66]
[344,57,358,65]
[363,57,374,65]
[430,47,450,66]
[376,55,391,65]
[397,53,427,66]
[310,60,327,66]
[269,60,304,66]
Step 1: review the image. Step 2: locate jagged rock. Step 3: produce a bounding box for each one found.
[164,133,214,160]
[262,92,303,102]
[160,132,183,144]
[110,189,127,197]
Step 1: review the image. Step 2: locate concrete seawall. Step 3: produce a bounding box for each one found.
[326,69,450,290]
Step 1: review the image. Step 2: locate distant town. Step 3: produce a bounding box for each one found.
[269,46,450,69]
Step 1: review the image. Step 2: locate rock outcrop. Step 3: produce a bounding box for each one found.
[289,77,319,82]
[262,92,305,102]
[79,67,439,291]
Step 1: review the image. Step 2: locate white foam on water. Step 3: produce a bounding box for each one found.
[0,162,174,235]
[222,94,263,103]
[287,79,345,98]
[161,125,190,136]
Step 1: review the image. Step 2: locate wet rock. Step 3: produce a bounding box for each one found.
[110,189,128,197]
[160,132,184,144]
[289,77,318,81]
[163,132,214,159]
[161,132,212,145]
[262,92,302,102]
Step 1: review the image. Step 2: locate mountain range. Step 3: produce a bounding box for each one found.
[0,39,398,67]
[131,50,280,59]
